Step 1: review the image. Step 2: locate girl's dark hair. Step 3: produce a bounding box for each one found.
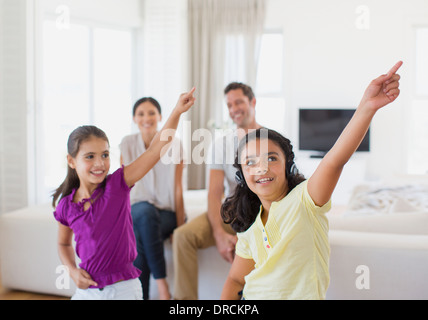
[221,128,306,233]
[52,126,109,208]
[132,97,162,116]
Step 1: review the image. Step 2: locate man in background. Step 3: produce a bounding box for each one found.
[172,82,263,300]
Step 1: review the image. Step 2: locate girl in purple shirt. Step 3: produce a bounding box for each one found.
[52,88,195,300]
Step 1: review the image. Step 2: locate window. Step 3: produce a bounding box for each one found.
[408,27,428,174]
[92,27,133,164]
[256,33,284,94]
[42,21,91,198]
[415,28,428,97]
[255,33,286,134]
[39,20,134,203]
[221,32,286,133]
[142,0,186,125]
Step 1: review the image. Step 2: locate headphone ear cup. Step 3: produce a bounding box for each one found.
[235,170,246,187]
[288,162,298,177]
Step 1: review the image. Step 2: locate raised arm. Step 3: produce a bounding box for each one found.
[123,88,196,188]
[308,61,403,207]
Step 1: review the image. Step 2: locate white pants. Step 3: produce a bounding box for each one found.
[71,278,143,300]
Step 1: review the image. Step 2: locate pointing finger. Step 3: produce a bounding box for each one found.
[187,87,196,96]
[386,61,403,77]
[372,62,403,86]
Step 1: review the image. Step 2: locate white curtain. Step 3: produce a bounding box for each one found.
[187,0,266,189]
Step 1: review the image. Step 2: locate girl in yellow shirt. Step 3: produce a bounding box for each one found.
[220,61,403,300]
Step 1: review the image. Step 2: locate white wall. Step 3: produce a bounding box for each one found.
[265,0,428,180]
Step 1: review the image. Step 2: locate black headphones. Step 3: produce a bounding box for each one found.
[287,161,298,177]
[235,170,246,187]
[235,162,298,188]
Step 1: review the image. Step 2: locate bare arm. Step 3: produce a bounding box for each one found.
[308,61,403,207]
[174,161,186,227]
[57,223,98,289]
[207,169,237,263]
[221,256,255,300]
[123,88,196,188]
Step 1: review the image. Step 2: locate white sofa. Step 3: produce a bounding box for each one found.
[327,212,428,300]
[326,175,428,300]
[0,190,230,299]
[1,184,428,300]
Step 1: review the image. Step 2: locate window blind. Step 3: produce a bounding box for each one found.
[142,0,187,118]
[0,0,28,214]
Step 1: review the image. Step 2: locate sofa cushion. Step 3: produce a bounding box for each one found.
[184,190,208,220]
[328,177,428,235]
[346,184,428,215]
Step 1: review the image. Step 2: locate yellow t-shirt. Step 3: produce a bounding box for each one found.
[235,180,331,300]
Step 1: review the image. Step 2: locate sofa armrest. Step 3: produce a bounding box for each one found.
[0,206,77,297]
[327,230,428,300]
[328,211,428,235]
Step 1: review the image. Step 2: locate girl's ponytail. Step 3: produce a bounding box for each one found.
[52,166,80,208]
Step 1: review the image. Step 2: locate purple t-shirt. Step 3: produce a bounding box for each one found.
[54,167,141,289]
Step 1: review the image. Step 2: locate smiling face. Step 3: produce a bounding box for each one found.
[240,138,289,206]
[133,101,162,136]
[67,136,110,190]
[226,89,256,129]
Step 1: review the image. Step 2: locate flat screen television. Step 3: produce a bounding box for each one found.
[299,108,370,157]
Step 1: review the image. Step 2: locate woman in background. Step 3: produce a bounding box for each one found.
[120,97,186,300]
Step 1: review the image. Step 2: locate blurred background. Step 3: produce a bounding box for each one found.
[0,0,427,213]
